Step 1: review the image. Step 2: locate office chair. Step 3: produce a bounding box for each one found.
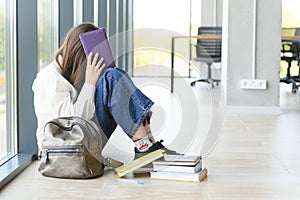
[190,26,222,88]
[280,27,300,93]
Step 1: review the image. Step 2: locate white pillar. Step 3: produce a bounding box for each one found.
[222,0,281,114]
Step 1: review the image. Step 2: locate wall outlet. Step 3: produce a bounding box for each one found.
[240,79,267,90]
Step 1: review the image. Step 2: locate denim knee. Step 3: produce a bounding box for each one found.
[101,68,126,82]
[95,67,154,137]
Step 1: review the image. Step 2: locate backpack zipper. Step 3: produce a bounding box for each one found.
[43,146,83,164]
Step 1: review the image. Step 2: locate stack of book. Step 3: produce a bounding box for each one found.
[150,154,207,182]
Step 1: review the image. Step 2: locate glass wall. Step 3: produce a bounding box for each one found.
[0,0,17,163]
[281,0,300,77]
[133,0,190,77]
[0,0,6,159]
[282,0,300,27]
[38,0,58,69]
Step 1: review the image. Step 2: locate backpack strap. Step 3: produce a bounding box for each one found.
[103,157,123,168]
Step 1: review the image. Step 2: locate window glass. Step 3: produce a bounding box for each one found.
[133,0,190,77]
[38,0,52,68]
[38,0,58,69]
[282,0,300,28]
[281,0,300,77]
[0,0,7,159]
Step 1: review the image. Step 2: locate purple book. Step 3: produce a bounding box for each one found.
[79,28,115,68]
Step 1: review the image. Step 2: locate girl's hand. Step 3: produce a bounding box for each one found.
[85,52,106,85]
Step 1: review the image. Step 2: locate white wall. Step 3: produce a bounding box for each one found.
[221,0,281,113]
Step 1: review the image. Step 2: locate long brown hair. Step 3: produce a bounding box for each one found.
[55,23,98,87]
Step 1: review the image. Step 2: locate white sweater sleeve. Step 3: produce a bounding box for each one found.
[73,82,96,120]
[45,79,96,120]
[32,62,98,151]
[35,67,96,121]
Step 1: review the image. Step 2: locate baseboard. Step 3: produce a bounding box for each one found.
[225,106,281,115]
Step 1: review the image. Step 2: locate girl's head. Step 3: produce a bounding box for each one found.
[56,23,98,87]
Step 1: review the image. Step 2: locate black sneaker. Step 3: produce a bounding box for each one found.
[135,140,180,156]
[134,140,181,172]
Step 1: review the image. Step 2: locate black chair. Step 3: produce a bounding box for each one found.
[190,27,222,88]
[280,28,300,93]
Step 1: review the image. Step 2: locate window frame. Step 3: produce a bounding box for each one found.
[0,0,38,189]
[0,0,17,166]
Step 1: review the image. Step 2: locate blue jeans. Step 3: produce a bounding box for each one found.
[95,68,154,139]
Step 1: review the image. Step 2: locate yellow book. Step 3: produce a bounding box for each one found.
[115,149,166,178]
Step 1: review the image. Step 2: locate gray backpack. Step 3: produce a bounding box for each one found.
[38,116,121,179]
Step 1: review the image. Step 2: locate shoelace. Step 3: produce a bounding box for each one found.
[151,140,165,150]
[150,140,179,154]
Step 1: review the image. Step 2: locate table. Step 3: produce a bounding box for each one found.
[282,35,300,41]
[170,35,300,93]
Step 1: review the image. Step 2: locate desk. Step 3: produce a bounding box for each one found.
[282,35,300,41]
[170,35,300,93]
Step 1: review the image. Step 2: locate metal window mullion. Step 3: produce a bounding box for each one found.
[5,0,17,155]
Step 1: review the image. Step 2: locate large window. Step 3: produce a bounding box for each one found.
[133,0,191,77]
[281,0,300,78]
[38,0,58,69]
[0,0,17,164]
[282,0,300,27]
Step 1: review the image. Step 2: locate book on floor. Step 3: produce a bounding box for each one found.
[115,149,166,178]
[79,27,115,68]
[153,154,201,166]
[150,167,208,183]
[153,159,202,173]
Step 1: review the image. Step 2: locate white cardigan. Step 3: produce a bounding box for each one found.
[32,60,96,149]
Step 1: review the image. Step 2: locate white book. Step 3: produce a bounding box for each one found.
[150,168,208,183]
[153,160,202,173]
[153,155,201,166]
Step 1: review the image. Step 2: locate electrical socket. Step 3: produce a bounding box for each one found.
[240,79,267,90]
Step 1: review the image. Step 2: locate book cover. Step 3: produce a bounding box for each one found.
[152,155,201,166]
[115,149,166,178]
[79,28,115,68]
[153,160,202,173]
[150,167,208,183]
